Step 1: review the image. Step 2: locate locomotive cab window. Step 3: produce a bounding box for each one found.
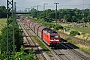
[50,35,58,38]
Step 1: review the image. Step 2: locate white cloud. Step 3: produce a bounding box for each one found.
[0,0,90,10]
[0,0,6,6]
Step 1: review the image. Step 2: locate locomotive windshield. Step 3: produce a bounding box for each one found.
[50,35,58,38]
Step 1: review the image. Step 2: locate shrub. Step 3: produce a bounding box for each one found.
[0,17,23,54]
[70,31,80,36]
[66,37,71,40]
[0,46,38,60]
[54,24,63,30]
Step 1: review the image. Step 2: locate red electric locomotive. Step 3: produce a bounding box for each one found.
[43,29,60,46]
[37,24,60,46]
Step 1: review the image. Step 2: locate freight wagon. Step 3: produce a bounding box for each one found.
[25,19,60,46]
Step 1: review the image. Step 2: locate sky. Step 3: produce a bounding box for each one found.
[0,0,90,11]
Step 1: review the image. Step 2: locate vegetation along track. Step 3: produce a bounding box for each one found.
[17,20,47,60]
[59,31,90,47]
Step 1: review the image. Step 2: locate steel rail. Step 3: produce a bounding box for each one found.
[18,21,47,60]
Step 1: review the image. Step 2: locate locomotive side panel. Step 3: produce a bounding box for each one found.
[42,30,50,45]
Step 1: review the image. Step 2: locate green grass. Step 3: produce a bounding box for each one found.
[71,26,90,34]
[80,46,90,55]
[33,36,50,54]
[60,23,90,34]
[0,18,6,55]
[0,18,6,34]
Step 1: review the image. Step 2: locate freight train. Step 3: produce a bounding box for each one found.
[24,18,60,46]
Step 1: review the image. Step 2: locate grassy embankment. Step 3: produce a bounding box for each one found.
[70,26,90,55]
[33,36,50,54]
[0,18,6,54]
[0,18,6,35]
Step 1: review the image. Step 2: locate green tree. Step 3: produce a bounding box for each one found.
[30,8,90,23]
[72,16,76,22]
[12,46,38,60]
[39,11,45,18]
[87,15,90,22]
[0,46,38,60]
[0,24,23,53]
[30,8,37,18]
[0,6,7,18]
[64,14,70,22]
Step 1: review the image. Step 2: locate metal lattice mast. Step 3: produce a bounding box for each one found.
[14,2,16,23]
[7,0,15,59]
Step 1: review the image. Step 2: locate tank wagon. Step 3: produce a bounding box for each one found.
[25,19,60,46]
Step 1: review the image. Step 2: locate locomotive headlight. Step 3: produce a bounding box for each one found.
[55,40,59,41]
[50,40,54,41]
[50,40,59,41]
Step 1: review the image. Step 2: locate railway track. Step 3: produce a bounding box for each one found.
[17,19,90,60]
[51,48,70,60]
[29,29,71,60]
[19,21,69,60]
[60,41,90,60]
[17,20,49,60]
